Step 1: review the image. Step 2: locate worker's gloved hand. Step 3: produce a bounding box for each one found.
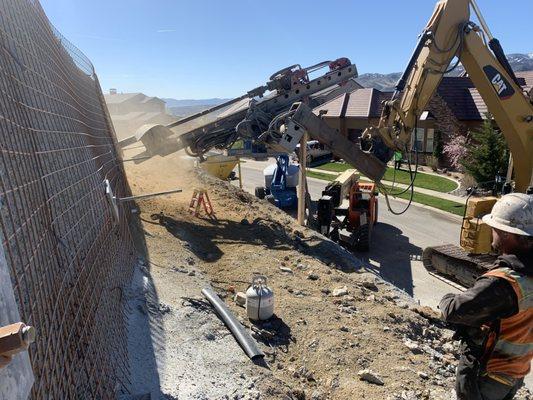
[0,354,12,369]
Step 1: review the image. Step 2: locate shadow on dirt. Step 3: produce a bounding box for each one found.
[180,297,214,314]
[148,213,294,262]
[357,222,422,296]
[252,315,295,358]
[149,211,368,274]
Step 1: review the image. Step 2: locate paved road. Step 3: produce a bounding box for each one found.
[237,159,462,308]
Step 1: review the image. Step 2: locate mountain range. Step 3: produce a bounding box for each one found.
[355,53,533,91]
[164,53,532,116]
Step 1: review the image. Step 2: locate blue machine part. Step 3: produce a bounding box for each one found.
[269,155,298,208]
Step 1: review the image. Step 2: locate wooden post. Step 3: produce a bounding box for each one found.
[237,158,243,189]
[297,133,308,226]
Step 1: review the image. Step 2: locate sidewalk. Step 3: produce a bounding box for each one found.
[307,167,465,203]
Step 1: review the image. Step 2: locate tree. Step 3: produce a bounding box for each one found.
[443,133,468,170]
[460,115,509,188]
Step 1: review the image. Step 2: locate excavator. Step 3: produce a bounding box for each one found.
[264,0,533,288]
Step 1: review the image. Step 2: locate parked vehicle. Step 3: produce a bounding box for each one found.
[295,140,332,166]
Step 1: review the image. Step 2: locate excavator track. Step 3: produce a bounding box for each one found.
[422,244,497,289]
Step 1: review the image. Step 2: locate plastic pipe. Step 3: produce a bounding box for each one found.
[201,287,264,360]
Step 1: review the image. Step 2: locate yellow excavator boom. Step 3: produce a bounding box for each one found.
[367,0,533,191]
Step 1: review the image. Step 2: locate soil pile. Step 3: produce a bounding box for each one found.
[122,152,531,400]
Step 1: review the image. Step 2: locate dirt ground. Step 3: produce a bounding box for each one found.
[121,151,531,400]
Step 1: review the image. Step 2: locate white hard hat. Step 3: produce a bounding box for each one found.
[482,193,533,237]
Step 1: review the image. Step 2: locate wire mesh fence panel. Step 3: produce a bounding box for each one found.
[0,0,136,397]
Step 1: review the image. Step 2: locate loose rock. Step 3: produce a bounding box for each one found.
[404,339,422,354]
[417,371,429,380]
[311,390,323,400]
[358,369,384,386]
[234,292,247,307]
[332,286,349,297]
[360,275,378,291]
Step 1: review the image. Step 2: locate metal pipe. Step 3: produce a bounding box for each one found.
[201,287,264,360]
[117,188,182,203]
[469,0,494,40]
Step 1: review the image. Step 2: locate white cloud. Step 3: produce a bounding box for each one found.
[156,29,176,33]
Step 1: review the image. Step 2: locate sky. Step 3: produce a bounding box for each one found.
[40,0,533,100]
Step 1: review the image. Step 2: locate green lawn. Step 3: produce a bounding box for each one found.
[307,170,338,182]
[316,162,458,193]
[307,169,465,216]
[380,185,466,216]
[316,162,353,173]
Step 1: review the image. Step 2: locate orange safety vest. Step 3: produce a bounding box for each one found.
[483,266,533,379]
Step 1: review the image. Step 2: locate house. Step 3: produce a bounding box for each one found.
[313,71,533,167]
[104,90,176,141]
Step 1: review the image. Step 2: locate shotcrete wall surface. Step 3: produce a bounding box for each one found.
[0,1,136,398]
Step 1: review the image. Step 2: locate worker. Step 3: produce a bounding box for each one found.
[393,150,403,170]
[439,193,533,400]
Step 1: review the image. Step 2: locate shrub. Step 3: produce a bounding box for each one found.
[426,155,439,172]
[433,130,444,160]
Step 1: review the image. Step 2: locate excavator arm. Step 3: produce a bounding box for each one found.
[365,0,533,191]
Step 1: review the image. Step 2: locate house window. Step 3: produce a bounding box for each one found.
[426,129,435,153]
[411,128,425,152]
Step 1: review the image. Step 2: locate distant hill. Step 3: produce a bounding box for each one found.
[162,98,231,118]
[355,73,401,92]
[356,52,533,91]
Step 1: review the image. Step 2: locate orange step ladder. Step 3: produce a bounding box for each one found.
[189,189,215,218]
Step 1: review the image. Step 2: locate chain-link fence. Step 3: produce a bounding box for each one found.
[0,0,136,397]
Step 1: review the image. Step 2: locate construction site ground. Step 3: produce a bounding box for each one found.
[122,150,531,400]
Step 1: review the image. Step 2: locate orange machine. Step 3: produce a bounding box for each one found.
[317,171,378,251]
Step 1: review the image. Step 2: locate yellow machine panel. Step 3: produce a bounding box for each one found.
[465,196,498,218]
[200,155,239,180]
[461,217,493,254]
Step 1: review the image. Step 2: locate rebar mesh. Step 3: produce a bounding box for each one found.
[0,0,136,397]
